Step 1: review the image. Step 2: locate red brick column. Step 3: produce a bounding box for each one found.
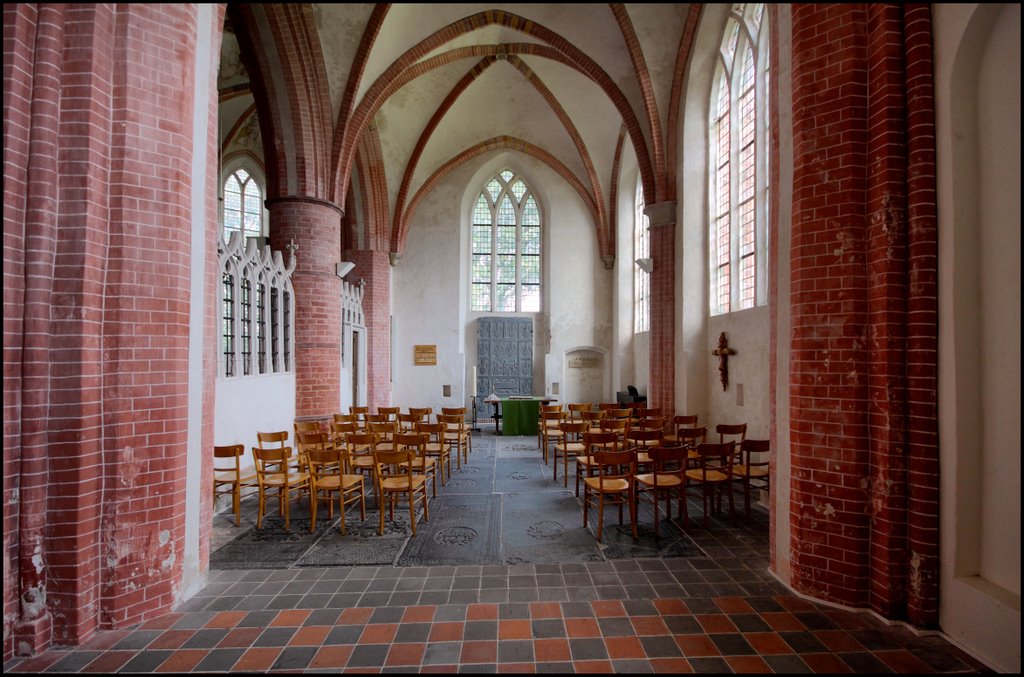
[788,4,939,624]
[645,201,676,416]
[268,197,344,418]
[346,249,392,410]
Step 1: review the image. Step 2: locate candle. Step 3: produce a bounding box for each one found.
[470,366,477,397]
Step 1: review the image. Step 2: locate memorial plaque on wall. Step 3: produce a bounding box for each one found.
[476,318,532,412]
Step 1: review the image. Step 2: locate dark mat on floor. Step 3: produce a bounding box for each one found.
[293,510,415,567]
[395,494,502,566]
[493,457,565,493]
[499,490,605,565]
[210,510,338,569]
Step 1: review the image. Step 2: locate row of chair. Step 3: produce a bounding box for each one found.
[212,407,474,533]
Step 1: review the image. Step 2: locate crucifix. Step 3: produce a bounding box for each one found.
[711,332,737,391]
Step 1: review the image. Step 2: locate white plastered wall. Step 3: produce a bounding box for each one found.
[390,151,612,414]
[934,4,1021,673]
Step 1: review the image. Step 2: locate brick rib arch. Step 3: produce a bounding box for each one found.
[331,11,657,211]
[401,136,604,254]
[228,4,334,202]
[610,4,665,197]
[391,52,609,258]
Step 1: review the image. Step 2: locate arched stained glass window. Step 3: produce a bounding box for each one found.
[709,3,769,315]
[471,169,541,312]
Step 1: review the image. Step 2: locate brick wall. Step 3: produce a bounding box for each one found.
[346,249,393,410]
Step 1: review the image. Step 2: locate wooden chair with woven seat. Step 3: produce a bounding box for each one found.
[441,406,472,456]
[305,431,366,534]
[575,430,618,497]
[582,446,638,542]
[372,446,430,536]
[437,413,469,469]
[408,407,433,429]
[731,438,770,520]
[626,427,664,473]
[258,430,306,494]
[397,412,421,434]
[598,402,622,413]
[333,412,359,426]
[674,425,708,468]
[662,415,700,445]
[377,405,400,424]
[213,444,257,526]
[369,419,399,454]
[597,416,630,451]
[581,409,605,434]
[395,431,438,497]
[251,445,310,531]
[716,422,747,449]
[294,422,324,469]
[343,431,379,501]
[540,409,568,465]
[329,421,358,452]
[635,444,688,538]
[537,403,564,449]
[349,405,370,431]
[416,421,451,486]
[684,441,737,528]
[553,420,587,487]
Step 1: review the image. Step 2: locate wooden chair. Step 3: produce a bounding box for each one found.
[674,425,708,468]
[417,421,451,486]
[258,430,305,490]
[597,417,630,450]
[582,447,638,541]
[581,409,605,433]
[349,405,370,431]
[369,419,398,453]
[329,421,358,453]
[251,445,310,531]
[716,422,747,450]
[437,413,468,469]
[397,412,421,434]
[441,407,472,455]
[372,447,429,536]
[553,420,587,487]
[731,438,770,520]
[537,403,564,448]
[635,444,688,538]
[212,444,257,526]
[575,430,618,497]
[663,415,699,444]
[540,410,568,464]
[344,431,378,498]
[408,407,433,429]
[333,412,359,426]
[395,431,438,497]
[305,432,365,534]
[626,427,664,472]
[377,406,400,423]
[684,441,736,528]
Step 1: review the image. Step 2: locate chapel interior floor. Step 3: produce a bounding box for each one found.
[4,427,992,673]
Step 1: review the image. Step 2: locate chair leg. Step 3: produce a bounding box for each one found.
[408,490,417,536]
[339,489,347,535]
[233,483,241,527]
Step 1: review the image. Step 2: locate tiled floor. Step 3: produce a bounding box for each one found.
[4,429,991,673]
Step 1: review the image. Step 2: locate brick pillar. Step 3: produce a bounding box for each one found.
[267,196,343,418]
[645,201,676,416]
[788,4,940,624]
[346,249,392,410]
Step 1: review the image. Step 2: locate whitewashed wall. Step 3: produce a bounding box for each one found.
[214,373,296,478]
[391,151,612,415]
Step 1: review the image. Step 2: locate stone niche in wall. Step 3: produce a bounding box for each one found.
[565,348,604,404]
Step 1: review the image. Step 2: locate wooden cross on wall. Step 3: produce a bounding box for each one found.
[712,332,737,391]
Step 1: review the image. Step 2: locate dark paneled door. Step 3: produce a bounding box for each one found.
[476,318,533,412]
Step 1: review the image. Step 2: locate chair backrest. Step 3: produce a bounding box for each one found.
[675,425,708,448]
[598,402,621,412]
[641,407,661,418]
[717,423,747,445]
[542,410,567,424]
[333,412,359,425]
[252,446,293,480]
[541,403,563,414]
[398,412,420,430]
[372,447,416,489]
[349,405,369,421]
[647,444,688,475]
[638,416,666,433]
[294,420,322,434]
[441,406,466,416]
[369,420,398,442]
[437,413,465,433]
[297,429,331,452]
[592,447,636,484]
[559,420,587,439]
[416,421,445,444]
[330,420,357,444]
[409,407,433,419]
[672,415,699,433]
[693,442,735,476]
[307,446,343,481]
[377,406,400,421]
[583,430,619,454]
[567,403,593,419]
[626,427,663,449]
[605,408,631,420]
[626,401,646,419]
[213,444,244,473]
[598,418,630,438]
[581,410,605,424]
[395,431,428,457]
[257,430,288,448]
[739,438,770,465]
[345,431,378,455]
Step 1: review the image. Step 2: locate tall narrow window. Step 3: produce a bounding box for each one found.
[709,4,769,315]
[634,179,650,333]
[223,168,263,240]
[471,169,542,312]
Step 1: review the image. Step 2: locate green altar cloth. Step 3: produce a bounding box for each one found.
[500,398,545,436]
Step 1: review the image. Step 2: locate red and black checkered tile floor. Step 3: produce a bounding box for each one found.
[4,432,992,673]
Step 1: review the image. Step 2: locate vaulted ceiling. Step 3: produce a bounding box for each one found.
[219,3,702,260]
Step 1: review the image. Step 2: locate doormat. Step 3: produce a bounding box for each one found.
[500,490,604,565]
[395,494,502,567]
